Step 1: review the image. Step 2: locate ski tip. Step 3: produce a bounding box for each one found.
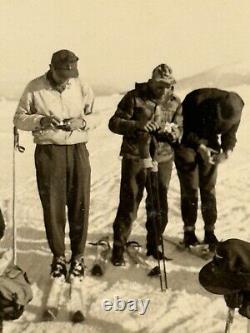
[91,264,104,276]
[148,265,161,277]
[71,310,85,323]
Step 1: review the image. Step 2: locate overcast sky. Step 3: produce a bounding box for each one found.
[0,0,249,95]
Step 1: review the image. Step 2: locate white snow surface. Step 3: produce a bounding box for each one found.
[0,86,249,332]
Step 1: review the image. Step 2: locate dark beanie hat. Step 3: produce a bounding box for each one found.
[51,49,79,79]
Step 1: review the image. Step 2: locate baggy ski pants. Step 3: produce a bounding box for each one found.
[175,145,218,231]
[35,143,91,259]
[113,157,173,249]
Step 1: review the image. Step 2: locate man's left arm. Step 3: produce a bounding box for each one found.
[221,121,241,153]
[82,82,95,115]
[66,82,95,131]
[213,121,241,164]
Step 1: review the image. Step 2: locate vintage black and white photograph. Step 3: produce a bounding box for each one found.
[0,0,249,332]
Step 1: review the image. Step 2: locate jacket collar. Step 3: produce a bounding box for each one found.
[46,70,71,93]
[135,82,154,100]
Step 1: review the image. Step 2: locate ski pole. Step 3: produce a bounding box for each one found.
[12,127,25,265]
[138,132,168,291]
[159,232,168,289]
[149,133,168,290]
[146,167,164,291]
[154,172,168,290]
[136,106,168,291]
[149,161,168,290]
[225,308,235,333]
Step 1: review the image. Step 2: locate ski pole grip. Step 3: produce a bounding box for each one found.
[13,127,25,153]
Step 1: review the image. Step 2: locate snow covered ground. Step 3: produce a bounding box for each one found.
[0,85,249,332]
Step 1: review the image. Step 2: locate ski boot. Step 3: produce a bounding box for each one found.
[146,247,167,260]
[183,230,199,247]
[111,246,125,266]
[204,230,218,251]
[69,257,85,281]
[50,256,67,280]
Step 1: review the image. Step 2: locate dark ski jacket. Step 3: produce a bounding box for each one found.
[181,88,244,152]
[108,82,182,162]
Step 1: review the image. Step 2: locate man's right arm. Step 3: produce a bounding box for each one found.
[13,83,44,131]
[108,92,139,136]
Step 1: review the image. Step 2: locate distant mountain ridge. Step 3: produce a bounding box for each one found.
[1,60,249,100]
[177,60,250,90]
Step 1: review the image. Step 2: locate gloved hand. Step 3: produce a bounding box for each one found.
[197,144,218,165]
[40,116,61,129]
[137,121,160,133]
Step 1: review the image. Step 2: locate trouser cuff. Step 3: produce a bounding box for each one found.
[71,253,84,261]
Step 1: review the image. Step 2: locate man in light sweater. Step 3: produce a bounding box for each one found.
[14,49,94,280]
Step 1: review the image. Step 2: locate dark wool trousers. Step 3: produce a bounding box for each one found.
[175,145,218,231]
[35,143,91,259]
[113,158,173,249]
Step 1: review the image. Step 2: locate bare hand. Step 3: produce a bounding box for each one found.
[211,152,229,164]
[137,121,160,133]
[63,118,86,131]
[40,116,61,129]
[198,144,218,165]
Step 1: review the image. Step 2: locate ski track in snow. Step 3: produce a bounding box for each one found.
[0,87,249,332]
